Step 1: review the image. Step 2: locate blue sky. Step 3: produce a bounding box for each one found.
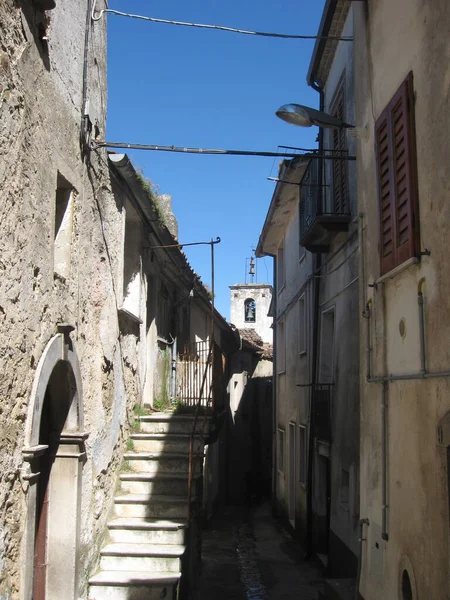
[106,0,326,319]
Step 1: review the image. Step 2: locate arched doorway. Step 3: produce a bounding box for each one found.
[22,330,87,600]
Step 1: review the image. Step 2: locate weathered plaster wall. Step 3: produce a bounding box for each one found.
[354,0,450,598]
[319,6,360,572]
[229,284,273,344]
[274,202,314,536]
[0,2,140,598]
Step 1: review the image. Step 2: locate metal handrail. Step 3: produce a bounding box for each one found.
[187,342,213,523]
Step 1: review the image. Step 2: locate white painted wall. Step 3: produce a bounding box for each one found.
[229,284,273,344]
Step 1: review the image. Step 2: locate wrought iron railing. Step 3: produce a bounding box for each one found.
[186,341,226,522]
[299,157,350,242]
[176,341,212,408]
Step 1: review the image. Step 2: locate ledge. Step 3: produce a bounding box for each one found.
[375,257,419,285]
[22,445,49,461]
[118,307,143,325]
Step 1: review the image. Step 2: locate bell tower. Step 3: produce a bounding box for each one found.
[229,283,273,343]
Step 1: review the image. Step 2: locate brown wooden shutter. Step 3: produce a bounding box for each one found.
[332,86,348,214]
[375,111,396,274]
[376,72,418,275]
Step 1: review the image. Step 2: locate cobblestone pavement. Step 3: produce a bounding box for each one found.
[193,503,325,599]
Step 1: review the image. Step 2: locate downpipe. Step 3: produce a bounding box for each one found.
[365,278,450,544]
[381,382,388,541]
[355,518,370,600]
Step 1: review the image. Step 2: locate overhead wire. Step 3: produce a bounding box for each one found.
[91,6,353,42]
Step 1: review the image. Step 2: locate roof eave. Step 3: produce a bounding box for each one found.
[306,0,338,88]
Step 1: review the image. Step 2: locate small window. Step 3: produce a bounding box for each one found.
[277,428,285,473]
[319,309,335,384]
[277,239,285,290]
[244,298,256,322]
[54,173,75,280]
[277,319,285,374]
[298,295,306,355]
[298,425,307,485]
[375,71,419,276]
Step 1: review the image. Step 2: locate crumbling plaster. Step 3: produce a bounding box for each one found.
[0,1,139,598]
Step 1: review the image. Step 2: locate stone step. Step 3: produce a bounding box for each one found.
[123,452,202,474]
[89,570,180,600]
[120,472,190,496]
[138,413,208,435]
[130,433,203,454]
[107,517,187,545]
[322,578,356,600]
[114,494,191,520]
[99,543,184,573]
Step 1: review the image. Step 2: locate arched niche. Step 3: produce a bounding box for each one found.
[21,330,88,600]
[244,298,256,323]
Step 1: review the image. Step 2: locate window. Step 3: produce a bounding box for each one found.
[277,319,285,374]
[319,309,335,384]
[122,201,142,318]
[375,71,419,276]
[54,174,75,280]
[298,425,307,485]
[277,428,285,473]
[331,78,348,213]
[244,298,256,322]
[298,294,306,355]
[157,283,171,341]
[277,239,285,290]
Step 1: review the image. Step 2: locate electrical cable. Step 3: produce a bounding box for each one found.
[91,7,353,41]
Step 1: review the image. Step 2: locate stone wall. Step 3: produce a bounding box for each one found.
[0,1,140,598]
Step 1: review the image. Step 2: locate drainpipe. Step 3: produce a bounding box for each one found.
[272,257,278,511]
[418,278,426,374]
[306,79,324,557]
[381,381,388,541]
[362,299,372,380]
[171,335,177,403]
[355,518,370,600]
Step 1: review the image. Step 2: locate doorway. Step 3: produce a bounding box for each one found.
[23,332,85,600]
[34,361,77,599]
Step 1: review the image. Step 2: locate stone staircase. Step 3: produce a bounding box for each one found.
[89,412,205,600]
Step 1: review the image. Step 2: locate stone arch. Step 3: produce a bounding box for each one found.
[21,330,87,600]
[24,332,84,447]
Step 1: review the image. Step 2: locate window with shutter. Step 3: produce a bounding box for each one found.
[331,79,348,215]
[375,72,419,276]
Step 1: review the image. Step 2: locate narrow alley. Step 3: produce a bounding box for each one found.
[195,504,325,600]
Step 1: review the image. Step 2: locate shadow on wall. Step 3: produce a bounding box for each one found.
[227,377,273,506]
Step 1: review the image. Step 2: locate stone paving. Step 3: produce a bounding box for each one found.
[194,503,325,599]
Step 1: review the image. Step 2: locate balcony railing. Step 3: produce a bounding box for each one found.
[314,384,332,442]
[299,157,351,252]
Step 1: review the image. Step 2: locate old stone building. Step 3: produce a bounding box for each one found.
[256,2,359,588]
[0,2,236,599]
[0,1,121,598]
[354,1,450,599]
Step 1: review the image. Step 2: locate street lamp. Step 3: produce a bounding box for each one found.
[275,103,354,129]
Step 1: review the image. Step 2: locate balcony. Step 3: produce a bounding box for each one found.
[314,384,332,443]
[299,157,351,252]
